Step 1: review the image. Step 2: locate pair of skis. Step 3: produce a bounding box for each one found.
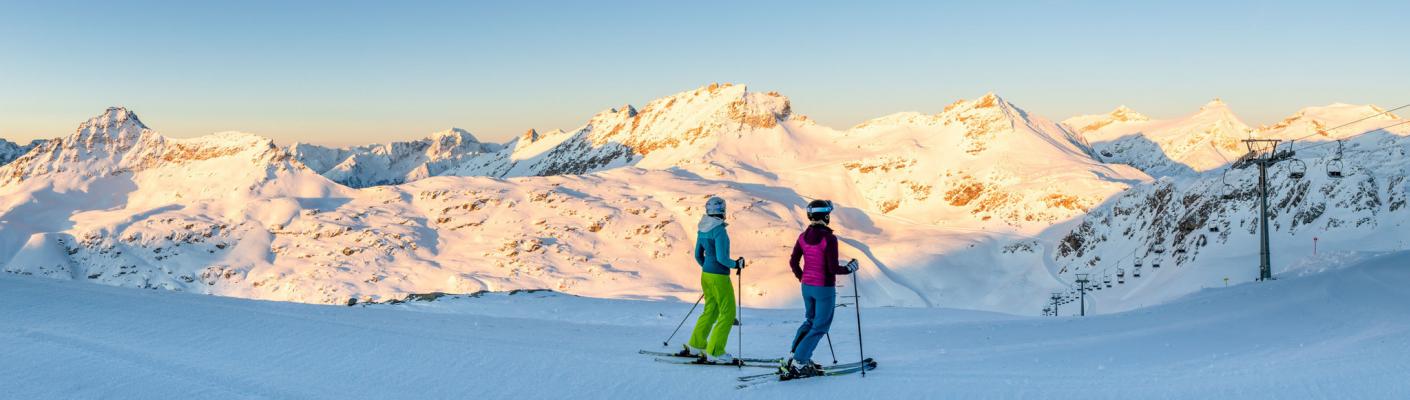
[735,358,877,389]
[643,349,877,388]
[638,349,780,368]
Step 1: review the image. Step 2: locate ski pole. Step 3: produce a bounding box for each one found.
[825,333,837,364]
[736,257,744,369]
[663,294,704,347]
[851,259,866,377]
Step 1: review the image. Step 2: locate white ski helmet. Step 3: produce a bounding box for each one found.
[705,196,727,217]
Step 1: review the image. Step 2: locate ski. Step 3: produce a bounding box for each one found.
[736,358,877,382]
[652,357,777,369]
[736,361,878,389]
[637,349,783,364]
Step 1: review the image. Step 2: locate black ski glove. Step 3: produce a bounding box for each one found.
[844,259,860,272]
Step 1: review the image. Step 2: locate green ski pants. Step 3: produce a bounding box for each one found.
[687,272,736,357]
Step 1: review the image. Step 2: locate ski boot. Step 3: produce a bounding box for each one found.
[706,352,740,366]
[780,359,824,380]
[675,344,704,358]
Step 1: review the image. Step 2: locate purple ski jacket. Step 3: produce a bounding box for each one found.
[789,224,853,287]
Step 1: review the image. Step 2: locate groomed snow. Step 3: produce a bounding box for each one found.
[3,251,1407,399]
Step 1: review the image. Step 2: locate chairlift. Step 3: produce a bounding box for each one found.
[1175,247,1187,254]
[1219,168,1239,200]
[1327,160,1345,178]
[1152,261,1161,269]
[1286,158,1307,179]
[1210,226,1220,233]
[1134,260,1143,268]
[1151,244,1166,254]
[1327,140,1347,178]
[1133,267,1142,278]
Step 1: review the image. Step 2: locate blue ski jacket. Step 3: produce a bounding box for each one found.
[694,216,739,275]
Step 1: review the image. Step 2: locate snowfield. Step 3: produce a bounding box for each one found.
[2,251,1407,399]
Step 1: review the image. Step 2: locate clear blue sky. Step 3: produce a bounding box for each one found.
[1,0,1405,146]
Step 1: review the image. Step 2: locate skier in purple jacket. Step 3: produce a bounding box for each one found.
[784,199,860,378]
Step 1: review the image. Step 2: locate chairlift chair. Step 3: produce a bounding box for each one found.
[1151,244,1166,254]
[1133,267,1142,278]
[1327,160,1346,178]
[1327,140,1347,178]
[1219,168,1239,200]
[1286,158,1307,179]
[1152,261,1161,269]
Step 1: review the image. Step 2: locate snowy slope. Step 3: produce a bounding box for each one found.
[3,250,1408,399]
[289,128,501,188]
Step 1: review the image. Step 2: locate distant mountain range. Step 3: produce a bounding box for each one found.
[2,84,1406,315]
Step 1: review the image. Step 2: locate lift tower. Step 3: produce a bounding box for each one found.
[1050,292,1062,317]
[1232,139,1295,281]
[1075,273,1091,316]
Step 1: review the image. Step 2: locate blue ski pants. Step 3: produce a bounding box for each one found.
[789,284,836,364]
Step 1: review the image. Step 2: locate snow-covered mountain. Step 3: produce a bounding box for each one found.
[826,93,1141,226]
[0,138,45,166]
[289,128,501,188]
[1064,100,1253,177]
[2,88,1406,317]
[447,86,1146,228]
[446,83,796,179]
[1064,100,1402,179]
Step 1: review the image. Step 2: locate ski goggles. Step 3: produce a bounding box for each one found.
[807,203,834,214]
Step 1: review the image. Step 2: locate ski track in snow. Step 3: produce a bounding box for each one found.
[4,252,1410,399]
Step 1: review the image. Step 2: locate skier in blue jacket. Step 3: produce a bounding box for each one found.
[678,196,744,364]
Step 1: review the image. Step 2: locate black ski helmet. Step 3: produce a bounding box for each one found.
[806,199,833,224]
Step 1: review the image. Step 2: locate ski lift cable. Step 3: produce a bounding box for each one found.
[1288,103,1410,143]
[1210,142,1233,164]
[1312,126,1410,157]
[1293,119,1410,153]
